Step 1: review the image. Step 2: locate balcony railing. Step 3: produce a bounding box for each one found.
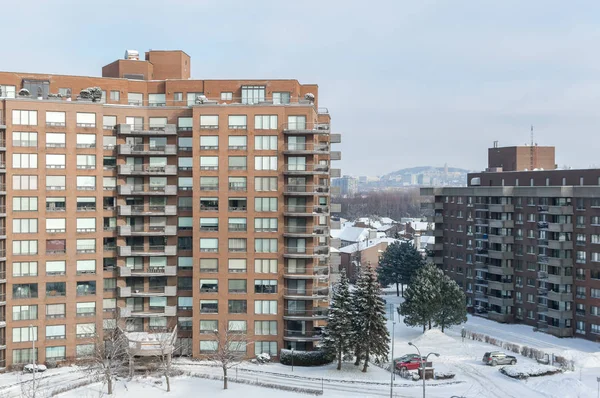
[118,144,177,155]
[118,164,177,175]
[119,205,177,216]
[116,124,177,135]
[118,184,177,195]
[284,185,330,194]
[284,288,329,297]
[284,143,329,153]
[283,164,329,174]
[282,122,330,134]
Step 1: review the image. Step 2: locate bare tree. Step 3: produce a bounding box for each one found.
[18,371,49,398]
[85,326,129,395]
[203,324,251,390]
[151,327,178,393]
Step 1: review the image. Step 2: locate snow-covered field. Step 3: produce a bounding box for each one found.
[3,291,600,397]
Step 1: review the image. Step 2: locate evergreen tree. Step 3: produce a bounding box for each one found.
[399,263,442,332]
[433,274,467,332]
[377,241,425,297]
[353,264,390,372]
[322,271,354,370]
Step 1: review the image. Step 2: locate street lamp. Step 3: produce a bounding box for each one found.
[408,342,440,398]
[596,376,600,398]
[30,324,36,398]
[291,348,294,372]
[389,304,396,398]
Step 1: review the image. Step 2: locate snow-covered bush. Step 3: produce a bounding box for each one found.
[434,371,455,380]
[280,349,333,367]
[18,88,30,97]
[499,364,562,379]
[304,93,315,102]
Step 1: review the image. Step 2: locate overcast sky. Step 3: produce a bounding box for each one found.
[4,0,600,176]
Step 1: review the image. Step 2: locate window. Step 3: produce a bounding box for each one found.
[273,92,290,104]
[255,259,277,273]
[187,92,203,106]
[200,320,218,333]
[200,197,218,211]
[149,117,167,129]
[228,217,247,232]
[255,197,277,212]
[13,283,38,299]
[0,84,16,98]
[228,280,247,293]
[228,238,247,252]
[200,258,218,272]
[177,297,193,311]
[229,156,247,170]
[255,239,277,253]
[46,132,66,148]
[200,341,218,353]
[76,133,96,148]
[178,177,193,191]
[178,137,192,151]
[12,261,37,277]
[76,155,96,169]
[128,93,143,106]
[12,110,37,125]
[76,323,96,338]
[228,115,247,129]
[221,92,233,100]
[592,288,600,299]
[229,198,247,211]
[46,325,66,340]
[13,305,38,321]
[200,177,219,191]
[110,91,120,101]
[255,115,278,130]
[577,251,586,263]
[255,136,278,150]
[76,260,96,275]
[13,326,37,343]
[255,218,277,232]
[254,320,277,335]
[77,176,96,190]
[76,344,95,359]
[200,279,218,293]
[200,136,218,150]
[76,112,96,127]
[576,286,586,299]
[241,85,265,104]
[149,93,166,106]
[200,218,219,232]
[13,219,38,234]
[200,156,218,170]
[46,154,65,169]
[200,115,219,129]
[254,300,277,315]
[228,259,247,273]
[255,342,277,356]
[13,240,37,255]
[287,115,306,129]
[228,300,247,314]
[13,132,37,147]
[200,238,219,253]
[45,111,66,127]
[255,156,277,170]
[103,177,116,191]
[255,177,278,191]
[178,157,192,171]
[46,261,66,276]
[77,238,95,253]
[12,154,37,169]
[255,279,277,294]
[228,320,247,332]
[200,300,218,314]
[229,177,247,191]
[228,136,247,150]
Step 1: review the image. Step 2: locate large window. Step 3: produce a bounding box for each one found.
[255,342,278,356]
[46,176,66,190]
[254,279,277,294]
[12,110,37,126]
[200,156,218,170]
[228,238,247,252]
[255,136,278,150]
[46,325,66,340]
[103,115,117,129]
[12,261,37,277]
[228,136,247,150]
[13,175,38,190]
[76,112,96,128]
[46,154,66,169]
[46,261,66,276]
[46,132,65,148]
[187,92,203,106]
[255,115,278,130]
[13,218,38,234]
[13,132,37,147]
[200,300,218,314]
[287,115,306,129]
[77,176,96,190]
[128,93,143,106]
[200,279,218,293]
[255,177,278,191]
[241,85,265,104]
[254,300,277,315]
[149,93,166,106]
[13,197,38,212]
[178,117,193,131]
[254,321,277,335]
[13,283,38,299]
[228,177,247,191]
[228,300,247,314]
[200,258,218,272]
[228,115,247,129]
[12,154,37,169]
[12,305,37,321]
[200,238,218,253]
[200,136,218,150]
[273,92,290,104]
[12,240,38,255]
[228,156,247,170]
[46,346,66,361]
[200,177,219,191]
[255,259,277,273]
[200,115,218,129]
[13,326,37,342]
[255,239,277,253]
[255,156,277,170]
[255,218,277,232]
[76,134,96,148]
[0,85,16,98]
[46,111,66,127]
[255,197,277,212]
[228,259,247,273]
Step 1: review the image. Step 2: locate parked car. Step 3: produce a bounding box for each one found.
[23,364,47,373]
[394,354,424,371]
[482,351,517,366]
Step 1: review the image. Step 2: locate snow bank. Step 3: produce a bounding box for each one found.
[499,363,562,379]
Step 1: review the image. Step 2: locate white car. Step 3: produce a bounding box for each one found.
[23,364,47,373]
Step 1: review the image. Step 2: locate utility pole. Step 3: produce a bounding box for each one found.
[389,304,396,398]
[30,324,36,398]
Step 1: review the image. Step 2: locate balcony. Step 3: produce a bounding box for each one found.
[282,122,330,135]
[487,296,514,307]
[487,311,512,323]
[546,307,572,320]
[330,133,341,143]
[433,256,443,265]
[427,243,443,251]
[548,205,573,215]
[546,274,573,285]
[548,240,573,250]
[283,329,323,342]
[284,185,330,196]
[548,223,573,233]
[118,225,177,236]
[283,143,330,155]
[486,265,514,276]
[433,230,443,237]
[283,288,329,300]
[118,164,177,176]
[284,246,329,258]
[330,151,341,161]
[119,306,177,318]
[487,280,513,291]
[488,204,515,213]
[118,265,177,277]
[283,308,329,321]
[119,205,177,216]
[488,219,514,229]
[488,235,514,244]
[547,324,573,337]
[116,124,177,136]
[488,250,514,260]
[118,184,177,195]
[283,164,330,175]
[118,144,177,156]
[427,215,443,223]
[118,245,177,257]
[547,290,573,302]
[539,256,573,267]
[118,285,177,298]
[284,205,323,216]
[284,226,328,238]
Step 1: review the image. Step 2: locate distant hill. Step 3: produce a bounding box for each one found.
[383,166,471,178]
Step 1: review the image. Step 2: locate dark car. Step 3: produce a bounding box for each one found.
[482,351,517,366]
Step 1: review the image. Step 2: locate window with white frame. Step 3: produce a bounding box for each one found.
[46,260,66,275]
[45,218,65,233]
[200,115,219,129]
[45,325,65,340]
[12,110,37,125]
[12,262,37,277]
[76,134,96,148]
[228,115,247,129]
[110,91,120,101]
[46,132,65,148]
[12,154,37,169]
[255,218,277,232]
[255,115,278,130]
[45,154,65,169]
[200,238,218,252]
[77,176,96,190]
[255,156,277,170]
[13,132,37,147]
[46,175,66,190]
[255,136,278,150]
[13,218,37,234]
[254,300,277,315]
[221,92,233,100]
[200,156,218,170]
[76,112,96,127]
[255,177,278,191]
[76,260,96,275]
[200,136,218,149]
[255,259,277,273]
[76,155,96,169]
[103,177,116,190]
[77,238,95,253]
[228,136,247,150]
[45,111,66,127]
[76,218,96,232]
[13,197,37,211]
[12,175,37,190]
[0,85,16,98]
[12,240,37,255]
[103,115,117,129]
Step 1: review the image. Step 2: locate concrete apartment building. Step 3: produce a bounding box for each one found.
[0,49,342,368]
[422,144,600,341]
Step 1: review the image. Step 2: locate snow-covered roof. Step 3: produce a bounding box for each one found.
[338,237,400,254]
[337,226,371,243]
[380,217,396,224]
[408,221,431,231]
[330,228,342,238]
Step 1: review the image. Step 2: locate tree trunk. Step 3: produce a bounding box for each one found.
[401,283,404,297]
[423,324,426,333]
[165,372,170,392]
[354,345,361,366]
[337,342,342,370]
[107,375,113,395]
[362,349,370,372]
[428,319,431,330]
[441,322,445,333]
[396,282,400,297]
[223,366,228,389]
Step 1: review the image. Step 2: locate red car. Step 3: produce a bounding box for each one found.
[394,354,424,371]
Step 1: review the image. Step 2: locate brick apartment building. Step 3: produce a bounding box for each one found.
[422,144,600,341]
[0,49,342,368]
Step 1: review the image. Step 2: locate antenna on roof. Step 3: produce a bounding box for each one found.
[530,125,534,171]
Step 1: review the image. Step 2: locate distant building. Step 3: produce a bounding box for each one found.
[339,237,399,282]
[488,142,556,172]
[333,175,358,196]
